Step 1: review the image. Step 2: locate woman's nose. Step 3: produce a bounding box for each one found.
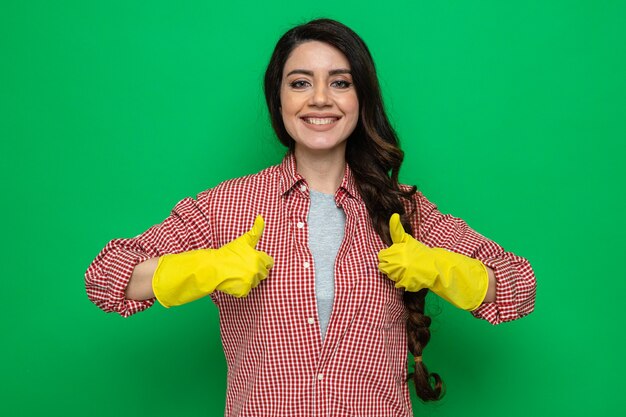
[310,84,331,107]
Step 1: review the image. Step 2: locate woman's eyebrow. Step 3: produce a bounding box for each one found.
[329,68,351,75]
[286,68,352,77]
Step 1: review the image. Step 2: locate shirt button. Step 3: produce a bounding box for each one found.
[300,185,307,192]
[307,317,315,324]
[303,261,310,269]
[317,373,324,381]
[297,222,305,229]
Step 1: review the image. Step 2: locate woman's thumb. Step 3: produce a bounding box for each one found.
[389,213,406,244]
[245,215,265,247]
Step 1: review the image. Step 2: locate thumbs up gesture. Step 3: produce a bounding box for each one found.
[377,213,488,311]
[215,216,274,296]
[153,216,274,308]
[378,213,438,292]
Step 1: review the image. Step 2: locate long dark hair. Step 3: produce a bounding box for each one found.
[263,18,443,402]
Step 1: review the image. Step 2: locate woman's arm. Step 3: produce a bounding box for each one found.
[125,257,159,301]
[85,192,213,317]
[484,267,496,303]
[410,191,536,324]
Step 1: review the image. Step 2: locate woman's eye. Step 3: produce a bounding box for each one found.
[331,80,352,89]
[290,80,310,89]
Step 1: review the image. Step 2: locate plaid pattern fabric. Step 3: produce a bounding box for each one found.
[85,153,535,416]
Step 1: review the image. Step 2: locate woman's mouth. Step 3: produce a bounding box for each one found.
[301,117,340,125]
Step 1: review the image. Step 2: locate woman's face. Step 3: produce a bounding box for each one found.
[280,41,359,157]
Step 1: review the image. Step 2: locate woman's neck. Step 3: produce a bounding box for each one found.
[294,147,346,195]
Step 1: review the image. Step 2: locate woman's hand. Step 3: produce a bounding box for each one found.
[377,213,489,311]
[152,216,274,307]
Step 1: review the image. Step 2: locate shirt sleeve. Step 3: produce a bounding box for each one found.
[411,191,536,325]
[84,191,214,317]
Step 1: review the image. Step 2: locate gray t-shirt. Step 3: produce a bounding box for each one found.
[307,189,346,339]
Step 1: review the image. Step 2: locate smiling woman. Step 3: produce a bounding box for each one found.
[279,41,359,166]
[85,18,535,417]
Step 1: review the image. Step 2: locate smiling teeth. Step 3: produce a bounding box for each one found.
[304,118,337,125]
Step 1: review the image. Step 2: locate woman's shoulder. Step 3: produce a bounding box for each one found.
[398,184,439,227]
[195,163,282,203]
[399,183,431,206]
[192,163,283,233]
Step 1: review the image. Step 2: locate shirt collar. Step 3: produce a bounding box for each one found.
[278,152,305,196]
[278,152,362,202]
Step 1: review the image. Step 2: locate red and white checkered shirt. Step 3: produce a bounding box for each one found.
[85,153,536,416]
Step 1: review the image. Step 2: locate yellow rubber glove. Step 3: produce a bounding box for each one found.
[152,215,274,307]
[377,213,489,311]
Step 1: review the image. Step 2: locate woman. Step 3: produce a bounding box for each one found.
[85,18,536,416]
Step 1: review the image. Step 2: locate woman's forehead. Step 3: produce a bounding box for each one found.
[282,41,351,75]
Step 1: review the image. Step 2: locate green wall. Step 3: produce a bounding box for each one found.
[2,1,624,416]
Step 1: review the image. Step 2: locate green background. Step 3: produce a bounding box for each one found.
[2,0,624,416]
